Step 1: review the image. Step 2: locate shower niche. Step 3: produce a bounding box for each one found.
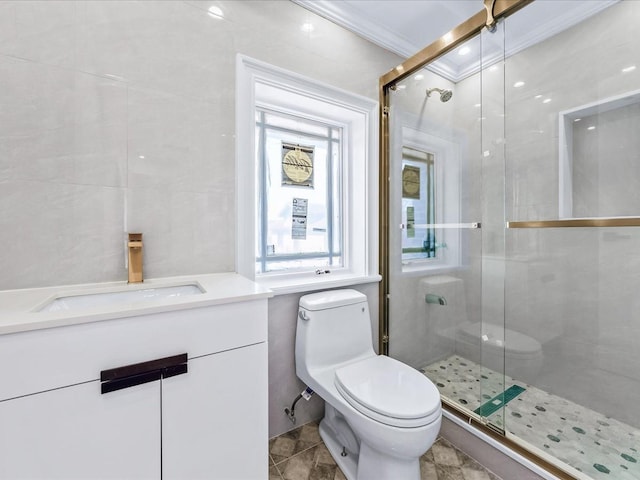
[559,88,640,218]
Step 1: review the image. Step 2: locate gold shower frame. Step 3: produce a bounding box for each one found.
[377,1,580,478]
[379,0,640,353]
[378,0,532,355]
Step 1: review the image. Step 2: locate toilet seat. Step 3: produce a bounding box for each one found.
[335,356,441,428]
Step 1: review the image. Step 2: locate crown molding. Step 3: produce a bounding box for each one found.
[291,0,619,83]
[291,0,417,58]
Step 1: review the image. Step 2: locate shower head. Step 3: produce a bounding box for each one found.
[426,87,453,102]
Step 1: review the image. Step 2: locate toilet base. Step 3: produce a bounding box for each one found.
[319,420,358,480]
[356,442,420,480]
[319,410,422,480]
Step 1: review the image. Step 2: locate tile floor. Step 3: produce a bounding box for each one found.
[269,421,502,480]
[422,355,640,480]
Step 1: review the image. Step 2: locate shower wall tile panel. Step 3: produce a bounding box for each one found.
[0,0,401,289]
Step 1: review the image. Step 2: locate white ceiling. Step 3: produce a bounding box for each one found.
[292,0,618,82]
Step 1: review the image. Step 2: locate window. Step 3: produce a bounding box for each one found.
[236,55,380,294]
[255,109,343,274]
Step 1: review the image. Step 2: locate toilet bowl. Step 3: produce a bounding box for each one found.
[295,289,441,480]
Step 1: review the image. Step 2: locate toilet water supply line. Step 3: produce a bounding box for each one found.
[284,387,315,424]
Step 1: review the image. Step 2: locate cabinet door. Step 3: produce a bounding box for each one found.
[162,343,268,480]
[0,380,161,479]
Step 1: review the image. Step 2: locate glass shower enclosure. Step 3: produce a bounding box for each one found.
[380,1,640,479]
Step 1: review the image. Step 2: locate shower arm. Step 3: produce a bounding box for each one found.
[426,87,445,95]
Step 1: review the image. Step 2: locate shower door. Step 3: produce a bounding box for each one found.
[383,0,640,478]
[384,24,507,433]
[501,1,640,478]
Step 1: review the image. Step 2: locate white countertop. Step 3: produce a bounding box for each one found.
[0,273,273,335]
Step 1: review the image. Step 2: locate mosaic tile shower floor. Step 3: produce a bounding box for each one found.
[421,355,640,480]
[269,421,502,480]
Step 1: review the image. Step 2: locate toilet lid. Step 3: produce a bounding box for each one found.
[335,356,440,426]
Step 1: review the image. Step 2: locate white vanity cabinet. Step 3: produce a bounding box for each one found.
[0,378,162,479]
[162,343,267,479]
[0,293,268,480]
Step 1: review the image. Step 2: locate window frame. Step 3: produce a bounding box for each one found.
[236,55,380,294]
[255,107,344,274]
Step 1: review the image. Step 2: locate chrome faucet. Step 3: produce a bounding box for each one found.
[425,294,446,305]
[127,233,143,283]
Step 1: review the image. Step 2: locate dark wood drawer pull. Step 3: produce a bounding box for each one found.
[100,353,188,394]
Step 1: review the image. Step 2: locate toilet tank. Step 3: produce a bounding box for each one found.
[295,290,375,375]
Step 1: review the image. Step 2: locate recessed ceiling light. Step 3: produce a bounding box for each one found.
[207,6,224,19]
[574,118,581,122]
[622,65,636,73]
[513,81,525,88]
[138,155,145,159]
[534,94,542,99]
[458,46,471,56]
[542,98,551,104]
[588,126,596,130]
[301,22,314,33]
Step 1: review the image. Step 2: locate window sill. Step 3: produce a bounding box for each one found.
[257,273,382,296]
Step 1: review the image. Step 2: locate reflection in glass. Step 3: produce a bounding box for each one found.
[401,147,436,263]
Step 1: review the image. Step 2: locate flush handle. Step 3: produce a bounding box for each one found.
[298,310,310,321]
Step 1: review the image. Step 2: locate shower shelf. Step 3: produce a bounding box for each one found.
[507,217,640,228]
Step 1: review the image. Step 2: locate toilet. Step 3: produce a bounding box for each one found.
[295,289,441,480]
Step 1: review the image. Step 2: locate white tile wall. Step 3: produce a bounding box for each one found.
[0,0,401,289]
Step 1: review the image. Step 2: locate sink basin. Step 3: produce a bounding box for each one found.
[39,284,204,313]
